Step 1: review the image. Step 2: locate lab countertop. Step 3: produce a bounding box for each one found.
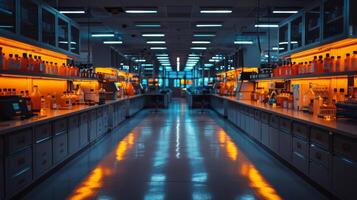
[212,94,357,139]
[0,95,144,135]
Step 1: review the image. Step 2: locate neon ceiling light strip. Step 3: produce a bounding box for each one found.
[91,33,115,37]
[193,34,216,37]
[273,10,298,14]
[125,10,158,14]
[136,24,161,27]
[191,47,207,50]
[192,41,211,44]
[59,10,86,14]
[142,34,165,37]
[234,41,253,44]
[103,41,123,44]
[147,41,166,44]
[150,47,167,50]
[200,10,232,14]
[254,24,279,28]
[196,24,222,27]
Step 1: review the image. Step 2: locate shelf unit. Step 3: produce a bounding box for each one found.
[278,0,357,57]
[253,71,357,81]
[0,70,97,81]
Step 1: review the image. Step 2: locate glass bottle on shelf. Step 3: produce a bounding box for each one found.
[311,56,318,74]
[0,47,3,70]
[352,51,357,71]
[45,93,52,109]
[345,53,351,71]
[8,54,16,70]
[53,63,58,75]
[335,56,342,72]
[317,55,323,74]
[21,53,28,72]
[331,56,336,72]
[14,54,21,70]
[31,85,41,112]
[38,56,45,73]
[323,53,331,73]
[28,54,34,71]
[33,56,39,72]
[45,61,50,74]
[11,88,16,96]
[51,95,58,110]
[338,88,345,102]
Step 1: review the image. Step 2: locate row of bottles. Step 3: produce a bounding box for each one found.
[0,84,92,113]
[273,51,357,77]
[0,46,82,77]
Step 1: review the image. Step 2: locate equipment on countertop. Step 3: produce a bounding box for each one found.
[0,96,35,121]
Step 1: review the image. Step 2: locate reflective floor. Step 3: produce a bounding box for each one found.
[23,99,327,200]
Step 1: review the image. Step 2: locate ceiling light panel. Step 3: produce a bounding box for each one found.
[147,41,166,44]
[196,24,222,27]
[192,41,211,44]
[142,33,165,37]
[103,41,123,44]
[125,9,158,14]
[91,33,115,37]
[193,33,216,37]
[200,9,232,14]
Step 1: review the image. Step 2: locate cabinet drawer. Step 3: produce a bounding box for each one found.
[0,137,3,156]
[34,123,52,143]
[6,148,32,178]
[69,115,79,128]
[334,135,357,161]
[311,127,330,150]
[269,115,279,128]
[292,151,309,175]
[0,157,3,199]
[7,129,32,155]
[293,137,309,159]
[34,139,52,178]
[80,112,88,123]
[279,117,291,133]
[254,109,260,120]
[269,127,279,154]
[53,134,68,164]
[279,131,292,163]
[6,166,32,198]
[332,156,357,200]
[309,161,331,190]
[310,144,331,168]
[292,122,309,139]
[261,123,269,147]
[261,112,270,124]
[79,122,88,148]
[68,126,80,155]
[54,119,67,134]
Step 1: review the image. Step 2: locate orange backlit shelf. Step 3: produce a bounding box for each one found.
[285,38,357,62]
[0,70,98,81]
[254,71,357,82]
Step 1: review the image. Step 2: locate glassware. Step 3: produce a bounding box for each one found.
[323,53,331,73]
[345,53,352,71]
[352,51,357,71]
[31,85,41,112]
[21,53,28,72]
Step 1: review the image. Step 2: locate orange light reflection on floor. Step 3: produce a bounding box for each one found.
[116,132,136,161]
[217,129,282,200]
[68,132,136,200]
[69,166,113,200]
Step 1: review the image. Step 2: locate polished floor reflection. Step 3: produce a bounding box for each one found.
[23,99,327,200]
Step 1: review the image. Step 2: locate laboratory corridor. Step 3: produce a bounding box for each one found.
[23,99,327,200]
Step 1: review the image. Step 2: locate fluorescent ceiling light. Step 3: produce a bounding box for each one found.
[136,24,161,28]
[125,10,158,14]
[144,68,154,70]
[0,25,14,28]
[142,64,154,67]
[273,10,298,14]
[272,47,285,50]
[189,54,200,56]
[200,10,232,14]
[191,47,207,50]
[150,47,167,50]
[103,41,123,44]
[188,57,200,59]
[91,33,114,37]
[234,41,253,44]
[147,41,166,44]
[209,59,220,62]
[157,57,169,59]
[142,33,165,37]
[192,41,211,44]
[193,33,216,37]
[177,57,180,71]
[59,41,77,44]
[254,24,279,28]
[196,24,222,27]
[204,64,214,67]
[59,10,85,14]
[156,54,168,56]
[162,64,171,66]
[135,59,146,62]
